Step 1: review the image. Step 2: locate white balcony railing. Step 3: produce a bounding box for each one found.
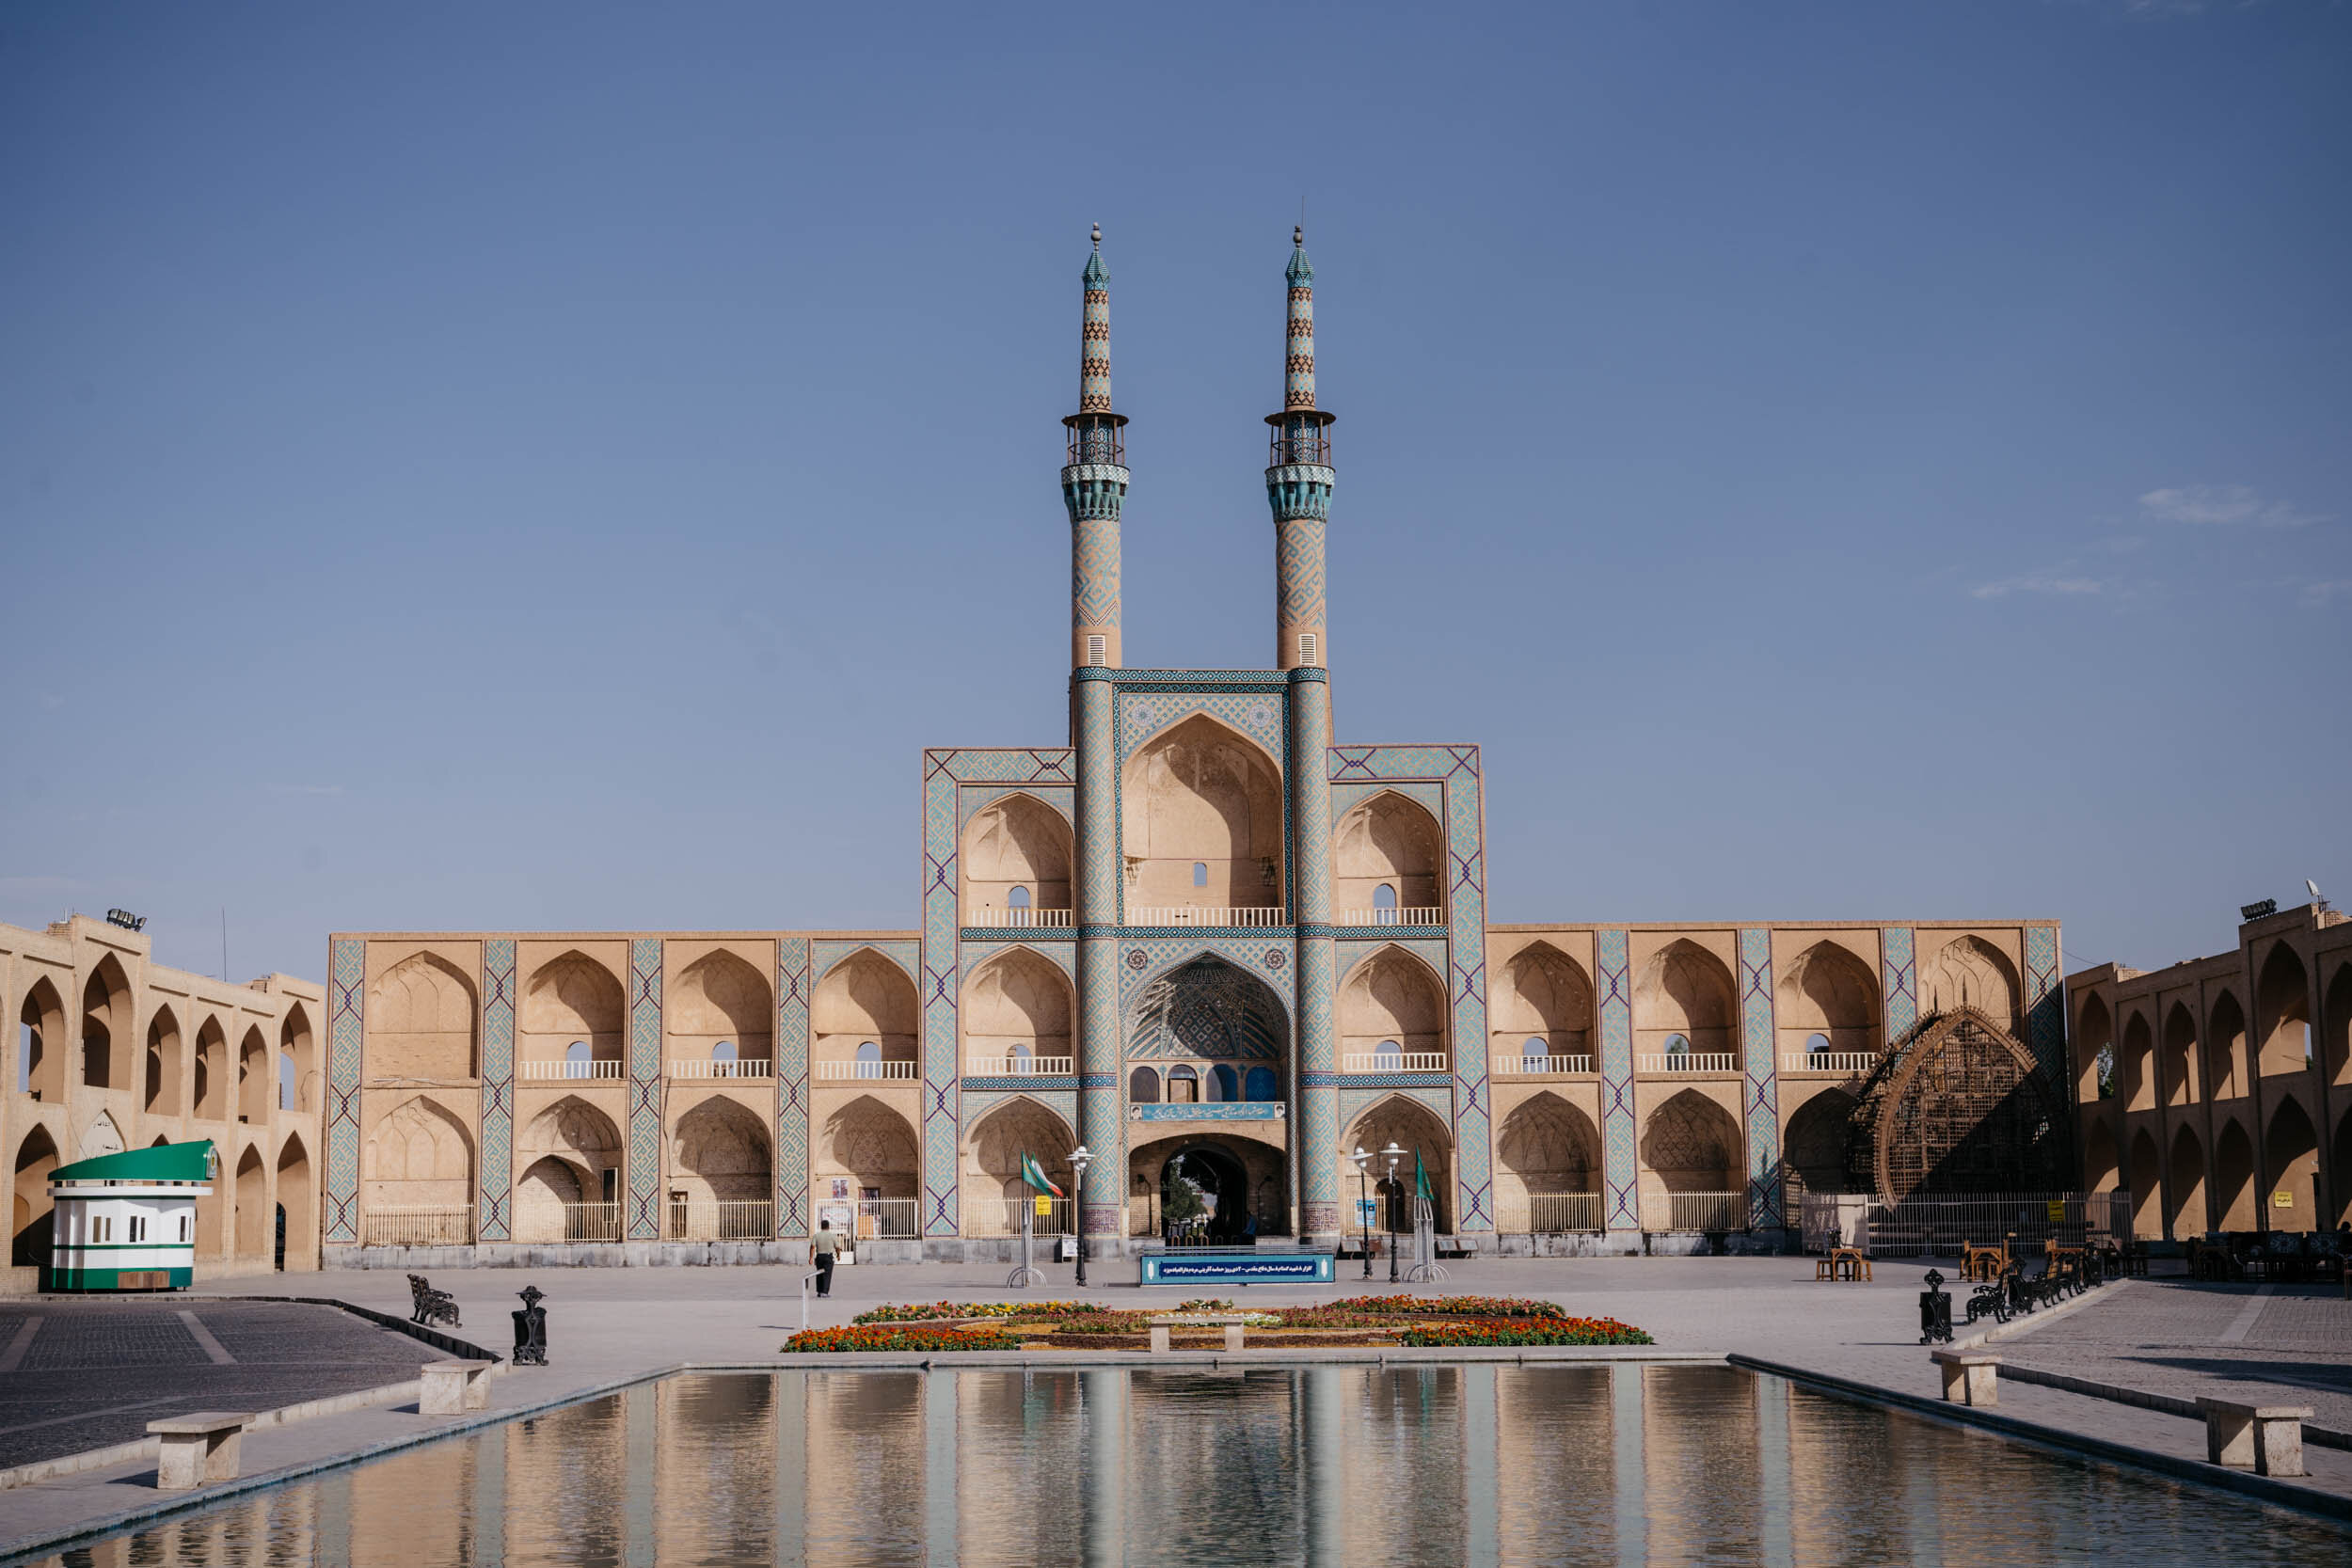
[666,1199,775,1242]
[1779,1052,1880,1075]
[965,907,1075,928]
[1341,1052,1451,1073]
[964,1055,1076,1076]
[1639,1191,1747,1231]
[1126,906,1290,927]
[1637,1053,1741,1074]
[1493,1053,1594,1076]
[1335,907,1445,927]
[517,1059,625,1081]
[814,1059,920,1081]
[962,1196,1076,1237]
[360,1205,475,1247]
[667,1058,773,1080]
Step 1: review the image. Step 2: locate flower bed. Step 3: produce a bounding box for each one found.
[1396,1316,1653,1348]
[783,1323,1025,1354]
[1331,1294,1566,1320]
[853,1300,1101,1324]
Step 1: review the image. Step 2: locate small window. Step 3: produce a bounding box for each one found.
[1193,862,1208,889]
[713,1040,737,1063]
[1168,1065,1199,1103]
[178,1213,192,1243]
[565,1040,591,1079]
[1012,1042,1033,1071]
[1524,1037,1548,1064]
[1086,634,1107,667]
[856,1041,882,1078]
[1375,884,1398,926]
[1244,1066,1278,1101]
[92,1214,110,1243]
[130,1215,147,1243]
[1210,1064,1238,1101]
[1375,1040,1403,1068]
[1805,1033,1831,1057]
[1299,632,1319,665]
[1008,885,1031,910]
[1129,1066,1161,1102]
[1664,1034,1690,1056]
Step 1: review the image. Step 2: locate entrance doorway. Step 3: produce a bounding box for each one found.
[1159,1144,1255,1245]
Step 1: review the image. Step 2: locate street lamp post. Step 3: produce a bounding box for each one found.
[1350,1146,1374,1279]
[1070,1145,1093,1290]
[1382,1142,1405,1285]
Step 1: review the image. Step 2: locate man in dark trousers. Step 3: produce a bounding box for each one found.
[811,1219,839,1298]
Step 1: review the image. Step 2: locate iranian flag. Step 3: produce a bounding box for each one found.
[1020,1152,1063,1197]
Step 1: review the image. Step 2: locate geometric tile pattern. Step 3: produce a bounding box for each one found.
[1275,513,1327,640]
[477,939,516,1242]
[1115,689,1288,770]
[324,937,365,1244]
[1595,928,1637,1231]
[960,936,1077,985]
[626,938,664,1240]
[1335,938,1451,987]
[2023,925,2066,1094]
[1738,927,1783,1231]
[1073,679,1123,1237]
[955,782,1073,831]
[1116,933,1296,1012]
[775,937,810,1237]
[1289,674,1337,1233]
[1882,927,1918,1043]
[963,1085,1078,1132]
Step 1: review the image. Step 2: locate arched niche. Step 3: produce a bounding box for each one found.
[813,950,919,1077]
[2212,1117,2256,1229]
[962,1098,1076,1225]
[517,1094,623,1208]
[2075,992,2113,1104]
[237,1025,272,1123]
[667,950,774,1069]
[81,957,131,1091]
[1338,948,1447,1071]
[11,1125,59,1267]
[278,1132,314,1271]
[2206,992,2248,1101]
[146,1005,183,1116]
[961,794,1073,923]
[18,978,66,1101]
[279,1003,317,1113]
[370,952,481,1081]
[1120,714,1284,913]
[1920,936,2021,1031]
[961,948,1073,1070]
[1781,1089,1857,1197]
[2083,1117,2120,1195]
[2120,1012,2154,1113]
[2255,942,2312,1078]
[818,1094,919,1202]
[1493,1092,1600,1230]
[2126,1127,2161,1239]
[1775,942,1879,1062]
[2265,1096,2320,1232]
[362,1096,475,1209]
[193,1018,229,1119]
[2325,962,2352,1089]
[1632,940,1736,1057]
[1489,942,1592,1065]
[2161,1004,2199,1107]
[1331,791,1443,919]
[522,952,624,1069]
[235,1144,270,1259]
[1343,1095,1453,1234]
[671,1097,773,1205]
[2166,1124,2205,1239]
[1640,1088,1742,1196]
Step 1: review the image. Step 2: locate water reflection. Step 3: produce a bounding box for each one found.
[35,1366,2351,1567]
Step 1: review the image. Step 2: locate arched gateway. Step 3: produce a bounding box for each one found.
[1123,955,1289,1238]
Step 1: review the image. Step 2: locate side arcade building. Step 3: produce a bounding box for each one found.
[323,232,2071,1264]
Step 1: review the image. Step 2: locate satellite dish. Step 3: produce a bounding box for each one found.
[2309,879,2324,901]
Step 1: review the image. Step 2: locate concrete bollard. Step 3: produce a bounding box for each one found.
[1930,1350,2001,1407]
[147,1413,253,1491]
[420,1360,496,1416]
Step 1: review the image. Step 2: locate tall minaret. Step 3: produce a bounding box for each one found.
[1271,226,1342,1243]
[1067,226,1128,1255]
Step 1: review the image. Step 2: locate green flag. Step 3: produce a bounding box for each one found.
[1020,1151,1063,1197]
[1414,1147,1432,1204]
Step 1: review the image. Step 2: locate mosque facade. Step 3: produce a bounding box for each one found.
[317,233,2073,1264]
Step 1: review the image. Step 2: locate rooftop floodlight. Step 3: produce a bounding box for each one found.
[2240,898,2278,923]
[103,909,146,931]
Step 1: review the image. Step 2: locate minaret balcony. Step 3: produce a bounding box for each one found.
[1125,906,1291,929]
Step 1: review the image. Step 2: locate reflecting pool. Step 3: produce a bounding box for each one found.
[26,1366,2351,1566]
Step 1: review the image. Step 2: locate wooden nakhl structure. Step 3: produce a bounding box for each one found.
[1842,1004,2070,1199]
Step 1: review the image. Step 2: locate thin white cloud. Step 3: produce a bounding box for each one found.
[266,784,344,798]
[2299,579,2352,608]
[2138,485,2327,529]
[1971,571,2108,600]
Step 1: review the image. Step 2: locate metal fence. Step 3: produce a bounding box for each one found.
[1492,1192,1605,1233]
[550,1201,623,1242]
[1638,1191,1747,1232]
[360,1206,475,1247]
[962,1196,1076,1237]
[854,1198,920,1240]
[1799,1192,2134,1257]
[666,1199,774,1242]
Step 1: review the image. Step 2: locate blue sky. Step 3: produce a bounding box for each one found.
[2,3,2345,984]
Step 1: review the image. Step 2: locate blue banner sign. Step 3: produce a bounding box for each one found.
[1129,1102,1285,1122]
[1138,1251,1336,1286]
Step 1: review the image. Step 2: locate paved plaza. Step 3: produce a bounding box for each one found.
[1,1258,2347,1557]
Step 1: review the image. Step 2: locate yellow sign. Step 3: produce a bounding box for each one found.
[2273,1189,2295,1209]
[2045,1201,2066,1223]
[1035,1195,1053,1217]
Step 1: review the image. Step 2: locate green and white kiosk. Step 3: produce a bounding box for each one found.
[45,1139,215,1291]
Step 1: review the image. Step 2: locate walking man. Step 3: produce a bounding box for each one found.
[811,1219,838,1298]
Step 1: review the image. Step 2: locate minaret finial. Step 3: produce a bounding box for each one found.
[1063,226,1130,670]
[1092,222,1102,249]
[1266,229,1335,671]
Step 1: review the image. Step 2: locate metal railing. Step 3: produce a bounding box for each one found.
[1125,906,1290,927]
[666,1199,774,1242]
[1342,1051,1450,1073]
[963,1196,1076,1237]
[667,1058,773,1079]
[1636,1053,1741,1073]
[1803,1192,2136,1258]
[964,1054,1076,1076]
[360,1206,475,1247]
[854,1197,920,1240]
[1492,1192,1604,1233]
[813,1059,919,1081]
[1493,1053,1594,1075]
[1779,1052,1879,1074]
[551,1201,622,1242]
[1639,1191,1747,1232]
[517,1060,624,1081]
[965,907,1075,928]
[1334,907,1445,927]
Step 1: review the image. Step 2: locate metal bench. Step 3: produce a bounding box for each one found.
[2198,1397,2313,1478]
[407,1274,461,1329]
[1930,1350,2000,1407]
[1147,1314,1250,1354]
[420,1359,497,1416]
[148,1411,254,1491]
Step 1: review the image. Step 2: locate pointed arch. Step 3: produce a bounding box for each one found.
[1782,1089,1858,1197]
[818,1094,919,1200]
[145,1004,183,1116]
[667,949,774,1070]
[2161,1003,2199,1107]
[237,1024,272,1123]
[1490,942,1593,1062]
[1120,712,1285,912]
[1776,942,1880,1060]
[518,1093,624,1181]
[2126,1127,2161,1239]
[278,1002,317,1114]
[2255,942,2312,1078]
[17,975,66,1101]
[1494,1092,1600,1229]
[2212,1117,2256,1229]
[12,1125,60,1267]
[1641,1088,1741,1195]
[2206,990,2248,1100]
[2265,1095,2320,1232]
[80,956,133,1090]
[2166,1123,2206,1239]
[1922,936,2021,1029]
[1343,1093,1454,1233]
[961,792,1073,922]
[2325,961,2352,1088]
[76,1111,125,1161]
[277,1132,314,1271]
[361,1095,475,1208]
[813,947,919,1076]
[1633,939,1737,1056]
[2083,1117,2120,1195]
[371,951,480,1080]
[234,1144,270,1258]
[1332,790,1444,918]
[671,1097,772,1205]
[961,1096,1076,1223]
[1338,945,1449,1070]
[2075,991,2113,1103]
[2120,1011,2154,1113]
[193,1016,229,1118]
[961,946,1074,1069]
[514,1092,623,1242]
[524,950,625,1035]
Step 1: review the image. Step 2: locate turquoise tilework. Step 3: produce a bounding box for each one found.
[478,940,516,1242]
[775,937,810,1236]
[963,1086,1078,1132]
[1738,927,1782,1230]
[955,783,1074,830]
[1883,928,1918,1041]
[1596,928,1636,1230]
[626,939,663,1239]
[324,938,365,1243]
[2024,926,2066,1091]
